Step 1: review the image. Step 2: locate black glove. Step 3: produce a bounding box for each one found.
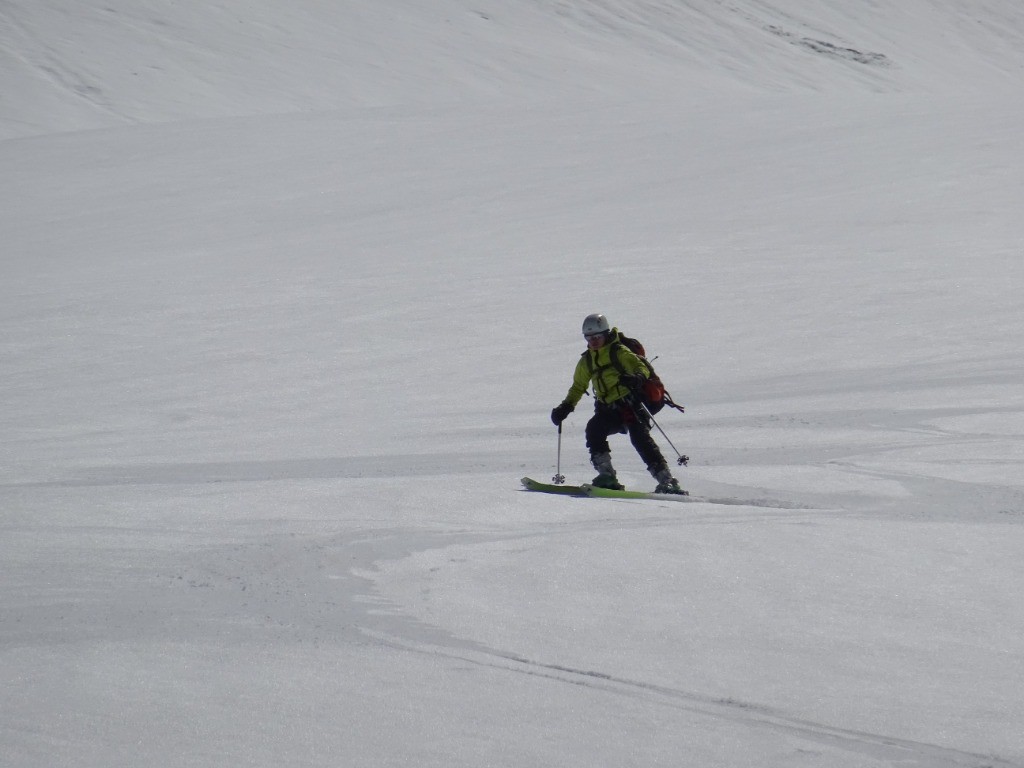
[620,373,646,393]
[551,401,574,425]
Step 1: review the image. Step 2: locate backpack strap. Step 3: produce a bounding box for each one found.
[661,391,686,413]
[606,341,629,376]
[582,345,625,402]
[583,343,627,374]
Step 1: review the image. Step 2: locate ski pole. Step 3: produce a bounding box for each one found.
[639,403,689,466]
[553,423,566,484]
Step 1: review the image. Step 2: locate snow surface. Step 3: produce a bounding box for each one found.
[2,2,1024,766]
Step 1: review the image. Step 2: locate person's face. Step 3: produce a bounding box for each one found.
[585,332,606,350]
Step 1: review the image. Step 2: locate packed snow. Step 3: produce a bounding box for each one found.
[2,2,1023,766]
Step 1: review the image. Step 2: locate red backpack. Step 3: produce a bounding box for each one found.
[586,333,685,415]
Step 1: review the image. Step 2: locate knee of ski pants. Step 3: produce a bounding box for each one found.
[628,424,665,467]
[586,405,624,454]
[585,426,611,456]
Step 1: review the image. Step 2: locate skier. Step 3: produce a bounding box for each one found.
[550,314,685,494]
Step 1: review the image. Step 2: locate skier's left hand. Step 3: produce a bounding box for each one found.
[620,373,645,393]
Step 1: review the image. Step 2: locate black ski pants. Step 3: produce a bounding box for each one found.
[586,400,665,470]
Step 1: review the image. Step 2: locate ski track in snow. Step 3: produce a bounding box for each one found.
[371,632,1020,768]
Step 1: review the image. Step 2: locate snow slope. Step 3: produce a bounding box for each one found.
[3,0,1024,140]
[2,2,1024,767]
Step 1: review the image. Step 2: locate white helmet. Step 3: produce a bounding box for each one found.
[582,313,610,336]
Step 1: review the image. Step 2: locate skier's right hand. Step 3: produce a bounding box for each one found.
[551,401,574,425]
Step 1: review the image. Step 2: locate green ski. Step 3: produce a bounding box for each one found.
[581,484,693,502]
[521,477,586,496]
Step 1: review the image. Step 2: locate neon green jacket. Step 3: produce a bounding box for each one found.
[563,328,650,407]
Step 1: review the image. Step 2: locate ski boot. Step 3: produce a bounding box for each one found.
[591,452,625,491]
[651,465,688,495]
